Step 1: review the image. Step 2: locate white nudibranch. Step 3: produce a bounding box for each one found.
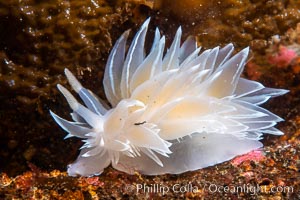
[50,18,288,177]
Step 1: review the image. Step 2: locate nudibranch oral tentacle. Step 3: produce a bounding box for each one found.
[50,18,288,177]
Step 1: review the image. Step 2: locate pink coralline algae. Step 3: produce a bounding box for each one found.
[231,150,265,166]
[268,46,297,68]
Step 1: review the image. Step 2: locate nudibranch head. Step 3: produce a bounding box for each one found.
[50,18,288,176]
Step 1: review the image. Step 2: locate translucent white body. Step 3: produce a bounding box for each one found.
[50,18,288,176]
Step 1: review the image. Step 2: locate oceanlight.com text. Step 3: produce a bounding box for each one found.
[124,183,294,196]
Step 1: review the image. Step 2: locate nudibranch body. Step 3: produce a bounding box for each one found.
[50,18,288,176]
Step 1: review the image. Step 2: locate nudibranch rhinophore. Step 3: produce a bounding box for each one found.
[50,18,288,177]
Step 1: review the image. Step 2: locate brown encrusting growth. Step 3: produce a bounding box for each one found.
[0,0,299,199]
[0,0,151,176]
[153,0,300,48]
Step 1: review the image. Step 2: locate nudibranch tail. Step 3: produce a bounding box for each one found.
[50,18,288,177]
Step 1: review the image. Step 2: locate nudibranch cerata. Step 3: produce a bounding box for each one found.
[50,18,288,176]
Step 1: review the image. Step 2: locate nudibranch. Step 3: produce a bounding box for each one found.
[50,18,288,176]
